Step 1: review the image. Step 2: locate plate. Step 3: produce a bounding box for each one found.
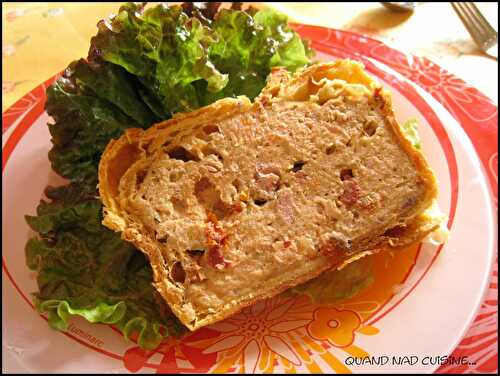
[3,25,497,374]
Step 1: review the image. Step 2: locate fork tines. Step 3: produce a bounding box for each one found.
[451,2,498,52]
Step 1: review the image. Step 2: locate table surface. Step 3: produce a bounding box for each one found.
[2,2,498,111]
[2,2,498,374]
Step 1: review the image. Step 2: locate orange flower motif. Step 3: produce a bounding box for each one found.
[197,296,313,373]
[307,307,361,348]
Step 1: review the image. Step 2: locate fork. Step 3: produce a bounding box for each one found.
[451,2,498,59]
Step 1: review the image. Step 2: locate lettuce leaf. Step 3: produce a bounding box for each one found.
[201,6,313,103]
[401,117,422,150]
[89,3,312,116]
[46,65,147,189]
[26,185,184,350]
[88,3,228,118]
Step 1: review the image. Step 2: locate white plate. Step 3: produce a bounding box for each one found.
[2,29,496,374]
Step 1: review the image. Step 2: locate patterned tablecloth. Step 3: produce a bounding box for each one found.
[2,2,498,374]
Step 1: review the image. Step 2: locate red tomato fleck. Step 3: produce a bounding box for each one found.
[205,213,230,269]
[341,180,361,206]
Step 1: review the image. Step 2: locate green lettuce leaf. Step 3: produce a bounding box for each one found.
[89,2,313,114]
[88,2,228,118]
[46,68,146,189]
[69,59,157,126]
[26,185,184,350]
[202,7,313,103]
[401,117,422,150]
